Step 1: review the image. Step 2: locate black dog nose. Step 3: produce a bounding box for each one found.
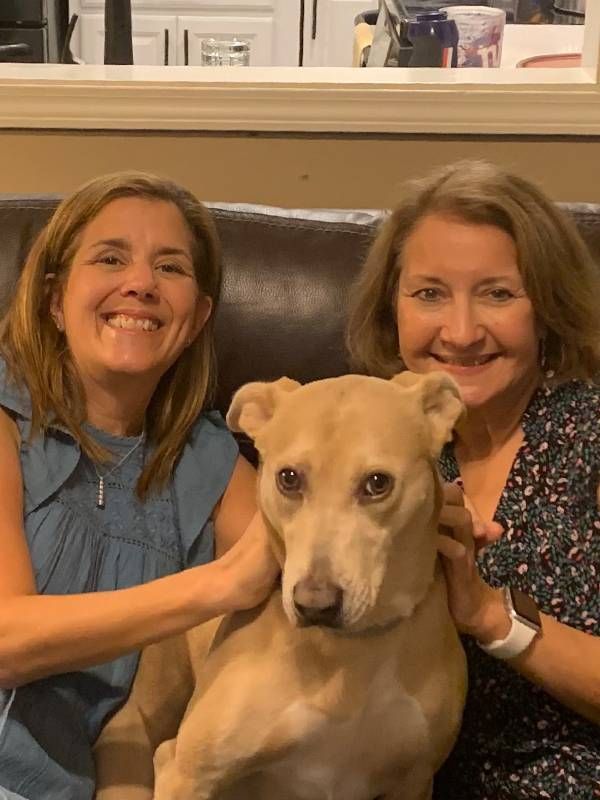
[293,580,343,627]
[294,599,342,627]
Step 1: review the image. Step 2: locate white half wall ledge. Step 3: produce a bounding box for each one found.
[1,71,600,135]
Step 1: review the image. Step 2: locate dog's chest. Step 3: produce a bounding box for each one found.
[258,670,430,800]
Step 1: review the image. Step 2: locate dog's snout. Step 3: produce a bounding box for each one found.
[293,579,343,628]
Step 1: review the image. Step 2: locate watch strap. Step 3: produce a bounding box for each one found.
[477,615,538,659]
[477,586,540,660]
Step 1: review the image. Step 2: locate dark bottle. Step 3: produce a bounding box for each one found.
[407,11,459,68]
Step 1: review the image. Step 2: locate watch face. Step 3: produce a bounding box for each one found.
[510,587,541,629]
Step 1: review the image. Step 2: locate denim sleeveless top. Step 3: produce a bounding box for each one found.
[0,358,238,800]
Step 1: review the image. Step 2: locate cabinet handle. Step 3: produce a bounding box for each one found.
[163,28,169,65]
[184,28,189,66]
[311,0,318,40]
[298,0,304,66]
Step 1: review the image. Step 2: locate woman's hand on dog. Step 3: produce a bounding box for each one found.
[437,483,511,644]
[215,512,281,613]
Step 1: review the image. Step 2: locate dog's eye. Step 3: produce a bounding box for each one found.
[277,467,303,495]
[360,472,393,500]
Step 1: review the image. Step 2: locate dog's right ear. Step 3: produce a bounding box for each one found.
[226,377,301,440]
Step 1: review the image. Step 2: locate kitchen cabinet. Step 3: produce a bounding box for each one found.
[302,0,373,66]
[79,13,177,65]
[69,0,300,66]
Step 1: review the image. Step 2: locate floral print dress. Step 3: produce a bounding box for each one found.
[434,380,600,800]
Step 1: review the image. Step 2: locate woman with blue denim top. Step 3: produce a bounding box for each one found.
[0,172,279,800]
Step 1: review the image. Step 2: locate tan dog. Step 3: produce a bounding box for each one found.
[94,372,467,800]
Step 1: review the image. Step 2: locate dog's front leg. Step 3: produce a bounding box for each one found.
[152,679,273,800]
[152,736,208,800]
[386,763,434,800]
[152,732,244,800]
[94,632,195,800]
[386,785,432,800]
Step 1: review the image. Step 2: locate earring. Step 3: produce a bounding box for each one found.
[539,337,554,380]
[539,337,547,371]
[52,314,64,332]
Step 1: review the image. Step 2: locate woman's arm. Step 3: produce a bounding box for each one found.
[0,411,278,689]
[213,455,259,557]
[438,484,600,726]
[212,454,281,605]
[485,598,600,726]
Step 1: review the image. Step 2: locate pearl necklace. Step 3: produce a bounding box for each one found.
[92,433,144,509]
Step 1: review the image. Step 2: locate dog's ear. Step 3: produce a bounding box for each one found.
[226,377,301,440]
[391,371,464,456]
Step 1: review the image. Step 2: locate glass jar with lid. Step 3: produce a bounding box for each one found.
[199,38,250,66]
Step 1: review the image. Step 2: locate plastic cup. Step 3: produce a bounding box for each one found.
[443,6,506,67]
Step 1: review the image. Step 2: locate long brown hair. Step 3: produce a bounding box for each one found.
[346,160,600,382]
[0,171,222,498]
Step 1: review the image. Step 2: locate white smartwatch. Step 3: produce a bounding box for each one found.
[477,586,542,660]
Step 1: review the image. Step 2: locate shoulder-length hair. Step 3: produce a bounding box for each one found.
[0,171,222,499]
[346,160,600,382]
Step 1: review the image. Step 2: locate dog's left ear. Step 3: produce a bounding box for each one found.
[391,371,465,456]
[226,377,301,440]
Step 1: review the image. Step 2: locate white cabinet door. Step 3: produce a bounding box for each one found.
[176,15,274,66]
[303,0,370,66]
[272,0,302,66]
[80,13,177,65]
[72,1,301,66]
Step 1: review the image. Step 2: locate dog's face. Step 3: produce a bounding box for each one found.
[227,373,463,633]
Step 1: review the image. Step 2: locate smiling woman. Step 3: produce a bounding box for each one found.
[345,159,600,798]
[0,171,279,800]
[50,197,212,436]
[396,215,541,413]
[4,173,221,495]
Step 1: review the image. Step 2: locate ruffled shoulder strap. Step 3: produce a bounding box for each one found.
[173,410,239,566]
[0,356,81,513]
[0,356,32,419]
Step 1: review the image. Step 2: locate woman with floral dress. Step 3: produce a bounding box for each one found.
[347,160,600,799]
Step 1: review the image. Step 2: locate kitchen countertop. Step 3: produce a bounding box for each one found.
[501,23,584,66]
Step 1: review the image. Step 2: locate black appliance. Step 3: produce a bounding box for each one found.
[0,1,68,62]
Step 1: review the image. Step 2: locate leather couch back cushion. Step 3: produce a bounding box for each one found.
[0,196,599,420]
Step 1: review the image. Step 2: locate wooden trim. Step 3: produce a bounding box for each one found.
[0,67,598,134]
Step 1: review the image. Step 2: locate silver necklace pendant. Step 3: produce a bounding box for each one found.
[92,433,144,510]
[96,476,106,509]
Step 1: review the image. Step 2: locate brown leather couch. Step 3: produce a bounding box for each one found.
[1,196,599,461]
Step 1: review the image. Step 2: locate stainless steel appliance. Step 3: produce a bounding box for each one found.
[553,0,585,13]
[552,0,585,24]
[0,1,68,62]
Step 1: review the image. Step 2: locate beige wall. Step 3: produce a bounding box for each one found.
[2,130,600,206]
